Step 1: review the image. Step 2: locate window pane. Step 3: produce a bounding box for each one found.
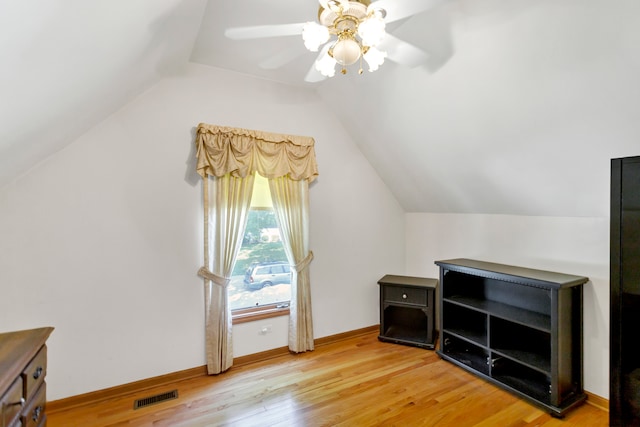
[228,174,290,311]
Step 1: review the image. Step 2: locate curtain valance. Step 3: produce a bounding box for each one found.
[195,124,318,183]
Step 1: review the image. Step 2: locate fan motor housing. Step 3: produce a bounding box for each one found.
[319,0,370,28]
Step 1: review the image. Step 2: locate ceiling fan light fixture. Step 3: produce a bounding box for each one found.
[302,22,330,51]
[307,0,388,78]
[225,0,433,82]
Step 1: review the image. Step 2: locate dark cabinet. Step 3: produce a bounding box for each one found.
[611,155,640,426]
[377,275,437,349]
[435,258,587,417]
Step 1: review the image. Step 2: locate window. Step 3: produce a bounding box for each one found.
[228,174,291,323]
[195,124,317,369]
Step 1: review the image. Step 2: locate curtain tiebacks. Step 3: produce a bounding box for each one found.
[197,267,231,288]
[294,251,314,273]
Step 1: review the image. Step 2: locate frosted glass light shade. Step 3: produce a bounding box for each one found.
[332,38,361,65]
[363,47,386,71]
[315,52,337,77]
[358,15,386,47]
[302,22,330,51]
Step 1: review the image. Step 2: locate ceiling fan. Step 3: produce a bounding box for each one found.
[224,0,444,83]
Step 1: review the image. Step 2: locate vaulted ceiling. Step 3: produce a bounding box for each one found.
[2,0,639,216]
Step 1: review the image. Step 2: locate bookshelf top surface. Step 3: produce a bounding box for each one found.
[434,258,588,289]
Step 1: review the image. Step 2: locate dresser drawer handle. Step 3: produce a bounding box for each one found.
[32,405,43,422]
[402,294,407,299]
[33,366,43,380]
[2,397,25,408]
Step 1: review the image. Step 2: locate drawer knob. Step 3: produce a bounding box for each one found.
[33,366,43,380]
[402,294,407,299]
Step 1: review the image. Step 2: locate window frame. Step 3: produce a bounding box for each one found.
[232,303,290,324]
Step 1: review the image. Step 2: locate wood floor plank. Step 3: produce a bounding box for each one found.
[48,331,608,426]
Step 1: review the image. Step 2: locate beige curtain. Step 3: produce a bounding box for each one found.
[195,124,318,372]
[199,173,254,374]
[269,176,314,352]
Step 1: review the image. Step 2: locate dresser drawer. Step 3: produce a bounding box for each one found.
[384,286,427,306]
[21,383,45,427]
[22,346,46,401]
[1,377,24,427]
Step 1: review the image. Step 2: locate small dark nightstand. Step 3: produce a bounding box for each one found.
[377,274,437,349]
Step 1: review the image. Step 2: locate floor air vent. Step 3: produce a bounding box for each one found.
[133,390,178,409]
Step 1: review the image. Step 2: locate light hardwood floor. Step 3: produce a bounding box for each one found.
[47,331,608,426]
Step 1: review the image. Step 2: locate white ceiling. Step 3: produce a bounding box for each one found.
[2,0,639,216]
[0,0,206,186]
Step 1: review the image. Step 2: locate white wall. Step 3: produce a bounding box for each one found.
[0,63,405,400]
[405,213,609,398]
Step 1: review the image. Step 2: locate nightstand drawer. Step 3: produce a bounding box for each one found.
[384,286,427,306]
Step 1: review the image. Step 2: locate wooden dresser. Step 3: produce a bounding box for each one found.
[0,327,53,427]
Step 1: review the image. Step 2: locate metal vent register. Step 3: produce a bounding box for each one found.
[133,390,178,409]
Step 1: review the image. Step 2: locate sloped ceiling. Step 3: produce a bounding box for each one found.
[0,0,207,186]
[2,0,639,216]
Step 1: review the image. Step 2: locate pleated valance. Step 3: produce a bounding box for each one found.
[195,124,319,182]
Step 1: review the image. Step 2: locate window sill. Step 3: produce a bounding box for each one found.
[232,304,290,325]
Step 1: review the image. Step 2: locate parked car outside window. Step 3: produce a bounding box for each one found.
[244,261,291,290]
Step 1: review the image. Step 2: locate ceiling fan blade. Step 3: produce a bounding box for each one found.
[372,0,445,23]
[225,22,306,40]
[304,67,327,83]
[379,34,429,68]
[259,48,305,70]
[304,45,330,83]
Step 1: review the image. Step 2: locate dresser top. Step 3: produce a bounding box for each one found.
[0,327,54,393]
